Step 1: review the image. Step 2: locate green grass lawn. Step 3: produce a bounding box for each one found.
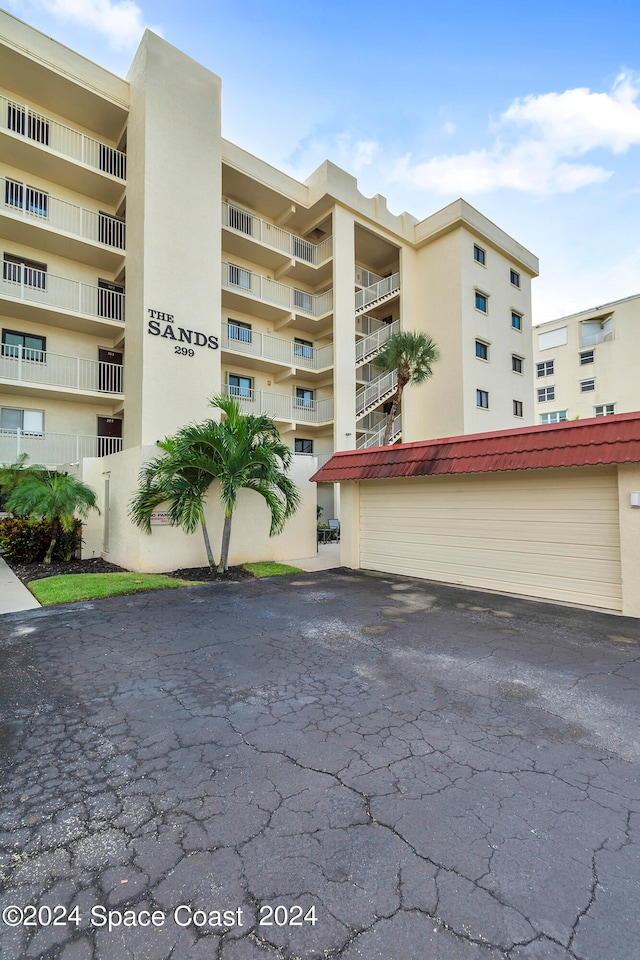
[242,562,303,577]
[30,572,200,606]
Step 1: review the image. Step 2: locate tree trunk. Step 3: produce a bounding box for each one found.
[200,518,216,571]
[44,519,59,564]
[383,383,405,446]
[217,508,233,573]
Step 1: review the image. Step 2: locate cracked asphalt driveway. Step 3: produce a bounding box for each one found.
[1,570,640,960]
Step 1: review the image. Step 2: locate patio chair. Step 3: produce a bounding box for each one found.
[327,518,340,541]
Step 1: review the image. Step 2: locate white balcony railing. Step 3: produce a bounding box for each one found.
[356,370,397,418]
[356,414,401,449]
[0,347,123,394]
[1,429,122,467]
[2,176,125,250]
[223,202,332,266]
[356,319,400,365]
[1,262,125,323]
[355,265,384,288]
[221,323,333,369]
[223,386,333,423]
[0,95,126,180]
[355,272,401,315]
[222,261,332,317]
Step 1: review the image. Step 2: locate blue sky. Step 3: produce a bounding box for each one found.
[8,0,640,322]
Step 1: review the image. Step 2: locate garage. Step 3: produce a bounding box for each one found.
[358,468,622,610]
[312,413,640,616]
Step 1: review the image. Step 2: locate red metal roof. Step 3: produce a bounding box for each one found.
[311,412,640,483]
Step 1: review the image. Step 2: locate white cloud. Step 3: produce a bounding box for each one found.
[281,133,381,184]
[18,0,156,50]
[443,121,456,135]
[393,72,640,197]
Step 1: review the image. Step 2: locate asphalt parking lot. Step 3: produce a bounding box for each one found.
[1,569,639,960]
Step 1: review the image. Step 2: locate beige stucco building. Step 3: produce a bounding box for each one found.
[0,11,539,570]
[533,293,640,424]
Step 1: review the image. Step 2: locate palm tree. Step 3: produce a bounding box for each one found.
[129,394,300,573]
[6,471,99,563]
[0,453,46,509]
[129,434,218,570]
[207,394,300,572]
[373,331,440,446]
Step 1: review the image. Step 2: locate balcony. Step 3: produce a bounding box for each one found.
[221,322,333,372]
[0,347,123,402]
[222,261,332,330]
[223,202,332,280]
[0,429,122,468]
[355,272,401,315]
[0,95,126,203]
[222,385,334,424]
[1,175,125,270]
[1,261,125,336]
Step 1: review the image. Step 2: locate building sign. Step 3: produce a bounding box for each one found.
[147,309,219,355]
[150,511,171,526]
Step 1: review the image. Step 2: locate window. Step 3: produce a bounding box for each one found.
[580,378,595,393]
[293,236,314,263]
[579,350,594,365]
[536,360,554,377]
[294,289,313,313]
[581,316,613,347]
[537,387,555,402]
[7,102,49,145]
[295,387,314,409]
[476,389,489,409]
[2,329,46,361]
[594,403,616,417]
[475,340,489,361]
[513,400,523,418]
[512,355,523,374]
[3,254,47,289]
[98,279,124,322]
[510,269,520,287]
[228,320,252,343]
[228,264,252,290]
[511,312,522,331]
[540,411,568,424]
[475,292,488,313]
[227,205,253,236]
[473,244,486,265]
[1,407,44,435]
[228,374,253,399]
[294,338,313,360]
[4,178,23,210]
[294,438,313,454]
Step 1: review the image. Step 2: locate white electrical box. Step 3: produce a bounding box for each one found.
[630,492,640,508]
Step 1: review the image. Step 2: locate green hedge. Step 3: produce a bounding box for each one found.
[0,517,82,563]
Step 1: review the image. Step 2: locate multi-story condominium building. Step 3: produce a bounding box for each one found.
[533,293,640,425]
[0,12,538,569]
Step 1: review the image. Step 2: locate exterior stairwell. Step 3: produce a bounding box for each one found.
[355,272,400,316]
[357,413,402,449]
[355,369,397,418]
[355,319,400,366]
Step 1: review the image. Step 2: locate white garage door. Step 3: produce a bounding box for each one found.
[359,467,622,611]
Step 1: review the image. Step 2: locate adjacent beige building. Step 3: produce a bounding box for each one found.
[0,11,539,570]
[533,293,640,424]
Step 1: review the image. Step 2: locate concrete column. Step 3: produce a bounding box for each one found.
[125,32,222,448]
[331,205,356,516]
[339,480,360,570]
[618,463,640,618]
